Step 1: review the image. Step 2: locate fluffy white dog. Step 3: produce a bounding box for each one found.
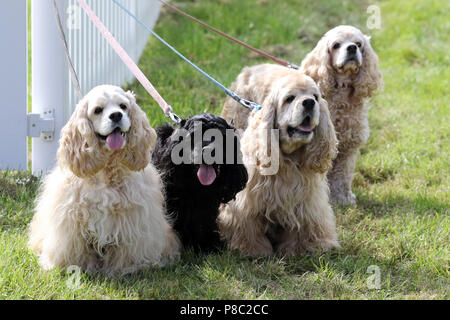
[28,85,180,276]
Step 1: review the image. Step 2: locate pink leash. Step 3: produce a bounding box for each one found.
[76,0,180,123]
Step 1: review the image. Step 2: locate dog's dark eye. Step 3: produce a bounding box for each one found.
[285,95,295,104]
[120,104,127,111]
[332,42,341,50]
[356,42,362,48]
[94,107,103,115]
[313,94,319,101]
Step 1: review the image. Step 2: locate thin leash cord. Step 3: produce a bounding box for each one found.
[112,0,261,112]
[75,0,181,123]
[51,0,83,101]
[159,0,300,70]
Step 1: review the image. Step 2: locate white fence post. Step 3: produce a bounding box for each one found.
[0,0,28,170]
[31,0,68,175]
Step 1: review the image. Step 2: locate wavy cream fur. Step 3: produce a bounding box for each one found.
[219,69,339,257]
[300,25,382,205]
[28,85,180,276]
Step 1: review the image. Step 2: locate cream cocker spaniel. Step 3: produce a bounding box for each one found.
[300,25,382,205]
[219,66,339,257]
[28,85,180,276]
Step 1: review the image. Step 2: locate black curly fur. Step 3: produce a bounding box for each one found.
[152,113,248,253]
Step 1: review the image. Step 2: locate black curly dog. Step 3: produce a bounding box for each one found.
[153,114,248,253]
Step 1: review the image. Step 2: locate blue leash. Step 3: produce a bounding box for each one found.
[112,0,261,112]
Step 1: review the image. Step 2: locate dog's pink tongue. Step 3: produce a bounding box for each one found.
[300,124,314,132]
[197,164,216,186]
[106,131,124,151]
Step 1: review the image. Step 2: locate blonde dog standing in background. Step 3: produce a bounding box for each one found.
[300,25,382,205]
[28,85,180,276]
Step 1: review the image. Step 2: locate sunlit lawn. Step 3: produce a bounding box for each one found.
[0,0,448,299]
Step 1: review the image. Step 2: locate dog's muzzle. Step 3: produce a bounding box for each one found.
[287,117,314,137]
[287,99,316,137]
[98,126,128,151]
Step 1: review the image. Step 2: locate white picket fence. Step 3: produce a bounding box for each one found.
[0,0,162,175]
[65,0,161,113]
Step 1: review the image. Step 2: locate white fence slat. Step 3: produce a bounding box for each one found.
[0,0,28,170]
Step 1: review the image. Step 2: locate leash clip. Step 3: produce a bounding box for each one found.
[166,106,182,123]
[287,62,300,70]
[229,91,262,112]
[239,98,262,112]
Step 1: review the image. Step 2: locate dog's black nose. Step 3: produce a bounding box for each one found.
[109,112,123,123]
[302,99,315,111]
[347,44,357,54]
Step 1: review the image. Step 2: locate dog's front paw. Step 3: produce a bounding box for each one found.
[320,238,341,252]
[39,255,56,271]
[239,238,273,258]
[330,191,356,206]
[161,230,181,265]
[277,242,302,257]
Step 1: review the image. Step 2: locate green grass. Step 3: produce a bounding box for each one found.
[1,0,449,299]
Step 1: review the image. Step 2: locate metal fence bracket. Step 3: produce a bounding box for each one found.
[27,109,55,141]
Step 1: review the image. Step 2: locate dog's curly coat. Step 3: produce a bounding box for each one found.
[300,25,382,205]
[219,70,339,257]
[153,114,248,253]
[28,85,180,276]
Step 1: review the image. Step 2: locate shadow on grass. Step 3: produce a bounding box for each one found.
[75,245,385,299]
[350,192,449,217]
[0,170,40,200]
[32,185,448,299]
[0,171,40,231]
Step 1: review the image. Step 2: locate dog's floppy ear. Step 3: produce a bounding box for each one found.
[303,98,338,173]
[300,36,335,99]
[155,123,176,145]
[244,90,279,173]
[121,91,156,171]
[354,35,383,98]
[218,131,248,203]
[57,97,106,178]
[219,162,248,204]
